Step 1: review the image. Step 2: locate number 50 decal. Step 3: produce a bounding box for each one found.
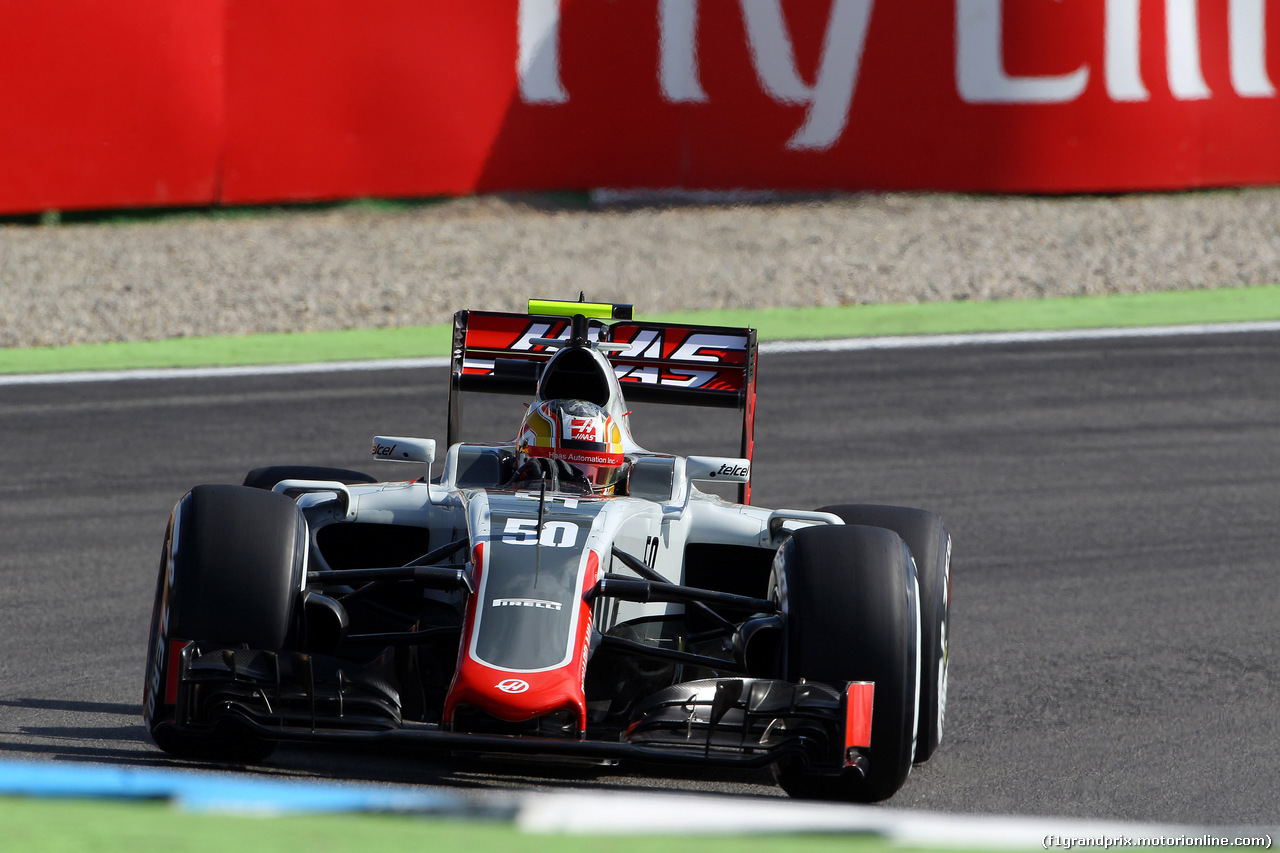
[501,518,580,548]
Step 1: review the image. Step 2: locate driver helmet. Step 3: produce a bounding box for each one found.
[516,399,626,492]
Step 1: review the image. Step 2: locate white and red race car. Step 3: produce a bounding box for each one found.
[143,299,951,802]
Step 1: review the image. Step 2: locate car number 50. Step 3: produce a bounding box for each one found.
[501,518,580,548]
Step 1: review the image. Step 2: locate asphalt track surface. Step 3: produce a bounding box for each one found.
[2,331,1278,826]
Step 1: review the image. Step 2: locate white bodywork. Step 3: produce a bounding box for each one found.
[275,440,843,633]
[267,337,843,648]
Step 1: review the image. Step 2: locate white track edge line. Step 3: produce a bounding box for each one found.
[758,320,1280,353]
[514,790,1272,846]
[4,321,1280,386]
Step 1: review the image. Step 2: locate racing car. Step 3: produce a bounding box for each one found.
[142,298,951,802]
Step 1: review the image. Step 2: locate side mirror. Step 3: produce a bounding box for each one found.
[371,436,436,468]
[686,455,751,483]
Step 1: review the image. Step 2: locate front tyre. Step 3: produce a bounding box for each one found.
[771,524,920,803]
[142,484,307,762]
[819,505,951,764]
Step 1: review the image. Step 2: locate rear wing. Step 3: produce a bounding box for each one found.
[448,306,758,502]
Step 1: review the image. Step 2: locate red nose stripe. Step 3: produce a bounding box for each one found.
[443,548,599,733]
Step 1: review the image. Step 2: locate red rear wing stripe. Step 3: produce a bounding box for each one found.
[454,312,754,397]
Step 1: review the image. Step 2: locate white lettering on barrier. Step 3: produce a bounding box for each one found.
[738,0,875,150]
[518,0,567,104]
[517,0,1276,150]
[659,0,707,103]
[956,0,1090,104]
[1105,0,1274,102]
[658,0,875,150]
[519,0,874,151]
[960,0,1275,105]
[1231,0,1275,97]
[1106,0,1148,101]
[1166,0,1211,100]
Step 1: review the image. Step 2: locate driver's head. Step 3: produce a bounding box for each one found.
[517,399,625,491]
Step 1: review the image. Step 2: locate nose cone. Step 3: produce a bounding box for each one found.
[443,545,599,733]
[443,657,589,732]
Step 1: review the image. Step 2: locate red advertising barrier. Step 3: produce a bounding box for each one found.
[2,1,1279,213]
[221,3,514,203]
[0,0,223,213]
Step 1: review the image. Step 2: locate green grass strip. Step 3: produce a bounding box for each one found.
[0,796,1232,853]
[4,285,1279,375]
[654,284,1280,339]
[0,798,903,853]
[0,325,456,375]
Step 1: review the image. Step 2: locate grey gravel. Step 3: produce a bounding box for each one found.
[2,189,1279,349]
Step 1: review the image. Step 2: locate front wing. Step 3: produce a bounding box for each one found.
[162,643,873,774]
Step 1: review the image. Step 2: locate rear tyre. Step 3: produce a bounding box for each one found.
[819,505,951,763]
[243,465,376,490]
[770,524,920,803]
[142,484,307,762]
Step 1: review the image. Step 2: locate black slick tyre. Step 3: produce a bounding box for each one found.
[819,504,951,763]
[142,484,307,762]
[770,524,920,803]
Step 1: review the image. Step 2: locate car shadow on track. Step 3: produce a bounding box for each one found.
[256,743,784,798]
[0,697,138,717]
[0,696,170,767]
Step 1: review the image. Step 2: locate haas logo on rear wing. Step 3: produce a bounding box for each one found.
[453,311,754,400]
[608,325,750,393]
[449,308,759,502]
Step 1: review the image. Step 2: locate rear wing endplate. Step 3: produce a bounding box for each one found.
[448,308,759,503]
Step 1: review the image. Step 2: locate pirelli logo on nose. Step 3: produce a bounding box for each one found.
[492,598,563,611]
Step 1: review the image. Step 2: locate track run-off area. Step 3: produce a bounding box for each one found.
[1,326,1278,829]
